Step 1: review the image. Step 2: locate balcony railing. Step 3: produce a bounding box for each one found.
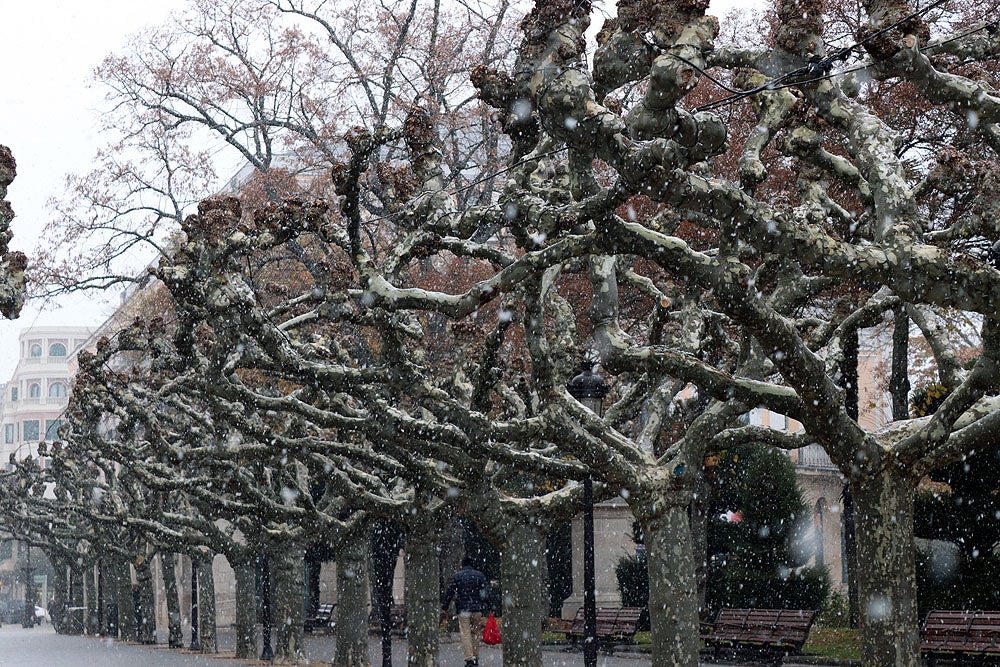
[797,444,838,470]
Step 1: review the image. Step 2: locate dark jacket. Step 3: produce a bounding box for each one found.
[443,566,489,613]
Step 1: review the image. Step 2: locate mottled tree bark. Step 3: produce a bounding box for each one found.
[66,564,86,635]
[501,520,547,667]
[690,473,711,617]
[851,473,920,667]
[233,557,258,659]
[405,514,440,667]
[86,563,100,635]
[273,545,305,663]
[335,532,372,667]
[198,557,217,653]
[161,553,184,648]
[114,557,136,642]
[639,502,699,667]
[50,557,67,634]
[136,556,157,643]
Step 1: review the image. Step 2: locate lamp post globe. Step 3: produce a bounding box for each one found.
[567,359,609,414]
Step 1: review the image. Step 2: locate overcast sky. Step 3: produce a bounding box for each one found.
[0,0,749,379]
[0,0,187,377]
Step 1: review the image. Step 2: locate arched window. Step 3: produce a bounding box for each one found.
[29,344,42,357]
[28,383,41,399]
[48,382,67,398]
[48,343,67,357]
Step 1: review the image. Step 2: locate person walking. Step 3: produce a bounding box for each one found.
[442,557,490,667]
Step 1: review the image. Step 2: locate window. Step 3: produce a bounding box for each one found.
[48,342,67,356]
[45,419,63,440]
[22,420,39,441]
[10,387,16,402]
[28,383,41,399]
[3,424,12,444]
[29,343,42,357]
[48,382,67,398]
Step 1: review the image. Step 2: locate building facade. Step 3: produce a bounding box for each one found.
[0,326,93,466]
[0,326,93,614]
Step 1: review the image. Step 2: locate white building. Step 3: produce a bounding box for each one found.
[0,326,94,466]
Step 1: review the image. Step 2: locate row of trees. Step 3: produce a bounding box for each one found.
[2,0,1000,667]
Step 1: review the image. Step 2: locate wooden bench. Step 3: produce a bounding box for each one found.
[922,609,1000,665]
[564,606,644,652]
[700,608,816,663]
[304,603,335,633]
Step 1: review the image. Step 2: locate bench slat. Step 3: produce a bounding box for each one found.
[921,610,1000,659]
[703,608,815,655]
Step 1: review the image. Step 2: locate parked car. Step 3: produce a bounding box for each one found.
[0,601,46,624]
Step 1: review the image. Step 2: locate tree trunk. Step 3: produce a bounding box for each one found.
[335,532,372,667]
[405,514,440,667]
[86,562,100,635]
[639,502,699,667]
[66,564,86,635]
[97,559,113,636]
[161,553,184,648]
[689,472,711,618]
[115,557,136,642]
[274,545,305,664]
[851,473,920,667]
[50,557,67,634]
[501,520,547,667]
[136,556,157,644]
[233,557,258,659]
[198,557,218,653]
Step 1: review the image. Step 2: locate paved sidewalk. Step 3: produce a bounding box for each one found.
[0,623,836,666]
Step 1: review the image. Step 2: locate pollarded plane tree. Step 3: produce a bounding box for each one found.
[0,145,26,317]
[136,187,601,667]
[62,307,423,663]
[143,50,837,667]
[43,204,492,666]
[462,0,1000,666]
[0,446,142,637]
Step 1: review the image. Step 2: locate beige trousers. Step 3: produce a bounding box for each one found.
[457,611,484,661]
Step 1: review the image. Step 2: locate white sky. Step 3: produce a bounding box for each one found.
[0,0,187,377]
[0,0,750,379]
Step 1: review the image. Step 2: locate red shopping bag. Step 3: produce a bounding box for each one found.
[482,613,502,645]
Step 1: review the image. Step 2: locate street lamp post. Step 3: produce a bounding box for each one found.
[567,358,608,667]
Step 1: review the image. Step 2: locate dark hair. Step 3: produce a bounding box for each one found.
[462,556,475,568]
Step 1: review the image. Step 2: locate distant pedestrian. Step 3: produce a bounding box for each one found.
[442,557,489,667]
